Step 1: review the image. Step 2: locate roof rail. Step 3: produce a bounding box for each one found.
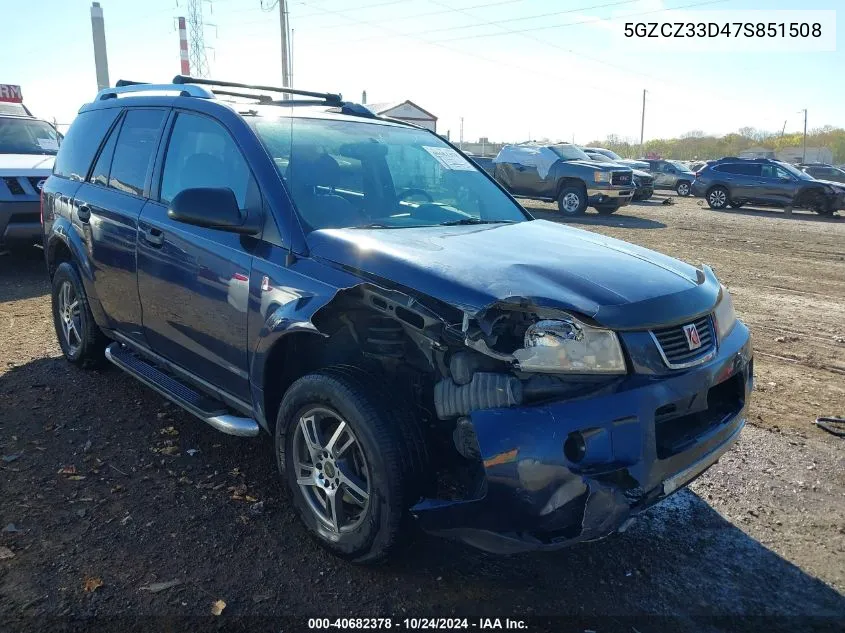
[97,80,213,101]
[172,75,342,105]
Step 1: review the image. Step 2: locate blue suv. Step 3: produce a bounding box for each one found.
[42,77,753,562]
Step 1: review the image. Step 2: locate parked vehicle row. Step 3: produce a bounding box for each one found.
[43,76,752,563]
[691,157,845,215]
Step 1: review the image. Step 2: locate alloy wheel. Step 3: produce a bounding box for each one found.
[292,406,371,533]
[709,189,727,208]
[677,182,690,196]
[57,280,82,355]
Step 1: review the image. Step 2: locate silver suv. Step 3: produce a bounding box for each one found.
[644,159,696,196]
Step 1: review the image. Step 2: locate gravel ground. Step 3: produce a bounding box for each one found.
[1,196,843,632]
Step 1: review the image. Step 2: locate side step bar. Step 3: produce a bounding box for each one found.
[105,343,260,437]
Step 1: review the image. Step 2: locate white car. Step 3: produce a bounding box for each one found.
[0,112,59,250]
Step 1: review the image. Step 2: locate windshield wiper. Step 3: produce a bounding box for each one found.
[438,218,516,226]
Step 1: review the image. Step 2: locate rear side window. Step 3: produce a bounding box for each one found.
[159,112,254,207]
[88,118,120,187]
[108,109,166,197]
[718,163,760,176]
[53,109,119,181]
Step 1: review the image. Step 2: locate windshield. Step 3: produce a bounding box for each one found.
[584,152,613,163]
[251,116,528,231]
[0,118,60,155]
[549,144,591,161]
[589,147,622,160]
[668,160,692,172]
[777,161,814,181]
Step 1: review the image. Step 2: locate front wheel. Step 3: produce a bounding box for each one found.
[707,186,729,209]
[51,262,108,367]
[275,366,428,564]
[557,185,587,216]
[676,181,691,197]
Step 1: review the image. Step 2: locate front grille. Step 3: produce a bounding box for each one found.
[3,177,25,196]
[651,314,716,368]
[654,372,745,458]
[637,175,654,185]
[28,176,45,192]
[611,171,632,186]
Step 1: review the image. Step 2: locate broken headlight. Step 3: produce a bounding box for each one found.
[713,285,737,341]
[512,318,627,374]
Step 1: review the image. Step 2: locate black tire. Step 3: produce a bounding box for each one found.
[706,186,730,209]
[557,185,587,216]
[275,365,429,564]
[595,203,620,215]
[51,262,108,367]
[729,200,745,209]
[676,181,691,197]
[808,195,834,216]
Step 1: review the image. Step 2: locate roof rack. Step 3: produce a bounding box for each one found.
[97,81,213,101]
[172,75,343,105]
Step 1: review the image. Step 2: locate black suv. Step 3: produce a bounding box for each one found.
[41,77,752,562]
[691,157,845,215]
[799,163,845,184]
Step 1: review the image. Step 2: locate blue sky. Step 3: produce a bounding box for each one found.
[1,0,842,143]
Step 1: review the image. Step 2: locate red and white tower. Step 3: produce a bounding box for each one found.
[178,17,190,75]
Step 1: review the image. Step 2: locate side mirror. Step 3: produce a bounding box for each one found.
[168,187,259,235]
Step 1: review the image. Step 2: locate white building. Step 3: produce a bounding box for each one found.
[366,101,438,132]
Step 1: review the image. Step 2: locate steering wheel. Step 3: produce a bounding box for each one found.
[396,188,434,203]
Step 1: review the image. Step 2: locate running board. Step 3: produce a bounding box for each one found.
[105,343,260,437]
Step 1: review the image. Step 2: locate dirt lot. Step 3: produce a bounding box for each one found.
[1,196,844,632]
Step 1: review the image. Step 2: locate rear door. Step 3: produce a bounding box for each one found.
[137,110,261,402]
[495,148,545,196]
[68,108,167,342]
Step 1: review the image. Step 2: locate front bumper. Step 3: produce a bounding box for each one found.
[412,321,753,554]
[0,200,41,246]
[690,181,707,197]
[587,186,634,207]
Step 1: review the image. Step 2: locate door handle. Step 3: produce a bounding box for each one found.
[143,227,164,246]
[77,204,91,223]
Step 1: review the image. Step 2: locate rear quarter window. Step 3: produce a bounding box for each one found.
[53,109,120,181]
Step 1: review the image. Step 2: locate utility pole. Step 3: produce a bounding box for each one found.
[89,2,110,91]
[460,117,464,150]
[801,108,808,163]
[780,120,787,138]
[640,89,646,149]
[278,0,291,87]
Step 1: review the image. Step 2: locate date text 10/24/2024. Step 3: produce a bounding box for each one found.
[308,618,528,630]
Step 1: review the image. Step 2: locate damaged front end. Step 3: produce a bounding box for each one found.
[393,290,753,554]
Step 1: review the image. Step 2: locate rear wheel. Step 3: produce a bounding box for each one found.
[275,366,428,564]
[676,181,691,197]
[51,262,108,367]
[557,185,587,216]
[707,186,729,209]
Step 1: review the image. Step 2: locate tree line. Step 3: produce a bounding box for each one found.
[588,126,845,163]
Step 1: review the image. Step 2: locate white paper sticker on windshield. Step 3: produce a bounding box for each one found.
[422,146,475,171]
[37,138,59,150]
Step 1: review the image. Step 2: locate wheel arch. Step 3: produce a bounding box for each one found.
[556,177,587,198]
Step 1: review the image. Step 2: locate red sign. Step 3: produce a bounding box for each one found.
[0,84,23,103]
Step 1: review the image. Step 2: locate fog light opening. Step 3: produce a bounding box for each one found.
[453,417,481,461]
[564,431,586,463]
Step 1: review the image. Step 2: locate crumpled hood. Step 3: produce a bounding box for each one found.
[0,153,55,175]
[307,219,720,330]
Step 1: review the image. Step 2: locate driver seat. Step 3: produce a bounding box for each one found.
[286,152,364,230]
